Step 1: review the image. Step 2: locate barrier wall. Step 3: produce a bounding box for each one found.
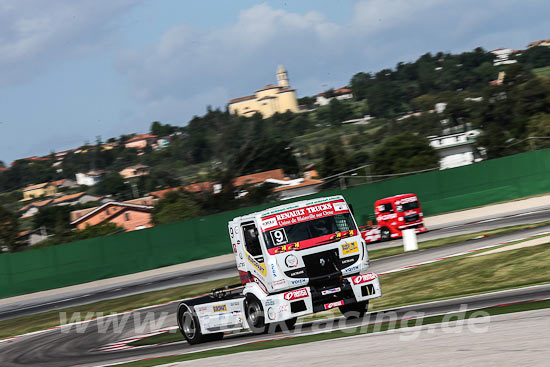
[1,149,549,298]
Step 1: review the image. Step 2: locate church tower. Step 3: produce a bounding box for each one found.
[277,64,289,87]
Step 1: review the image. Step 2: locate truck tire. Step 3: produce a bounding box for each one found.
[339,301,369,320]
[179,306,206,345]
[380,227,391,241]
[245,296,267,334]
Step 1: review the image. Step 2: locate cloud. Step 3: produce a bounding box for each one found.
[0,0,141,85]
[118,0,550,127]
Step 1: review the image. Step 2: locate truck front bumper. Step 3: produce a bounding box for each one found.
[262,273,382,322]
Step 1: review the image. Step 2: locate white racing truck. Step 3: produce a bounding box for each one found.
[177,195,382,344]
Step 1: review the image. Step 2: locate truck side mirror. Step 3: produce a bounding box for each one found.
[348,204,355,215]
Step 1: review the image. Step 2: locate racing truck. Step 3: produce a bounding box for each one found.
[360,193,428,242]
[177,195,381,344]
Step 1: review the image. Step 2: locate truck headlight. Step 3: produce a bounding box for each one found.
[285,254,298,268]
[267,307,276,320]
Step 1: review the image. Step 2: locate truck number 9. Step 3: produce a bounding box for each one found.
[270,229,288,245]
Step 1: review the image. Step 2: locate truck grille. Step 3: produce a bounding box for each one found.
[302,249,340,279]
[404,214,419,223]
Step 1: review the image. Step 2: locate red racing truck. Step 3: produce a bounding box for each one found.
[360,193,427,242]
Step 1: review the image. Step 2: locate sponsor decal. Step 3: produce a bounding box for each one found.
[378,213,397,221]
[321,287,341,295]
[265,299,276,306]
[279,304,289,312]
[261,200,349,230]
[198,306,207,311]
[329,230,355,241]
[333,202,348,212]
[270,263,279,278]
[291,279,307,285]
[261,218,278,230]
[324,300,344,310]
[213,304,227,312]
[283,288,309,301]
[247,253,267,276]
[400,196,418,204]
[232,243,237,253]
[341,257,355,265]
[274,242,300,253]
[273,279,287,287]
[342,265,360,273]
[351,273,378,285]
[341,241,358,255]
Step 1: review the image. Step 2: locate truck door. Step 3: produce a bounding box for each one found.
[241,222,268,285]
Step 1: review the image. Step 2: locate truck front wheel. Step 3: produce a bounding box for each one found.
[339,301,369,319]
[380,227,391,241]
[245,296,267,334]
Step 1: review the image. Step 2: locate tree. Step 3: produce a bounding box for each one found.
[0,160,5,168]
[150,121,177,136]
[526,113,550,149]
[319,139,349,178]
[33,205,73,237]
[94,172,132,200]
[0,205,22,252]
[152,191,202,225]
[372,134,439,175]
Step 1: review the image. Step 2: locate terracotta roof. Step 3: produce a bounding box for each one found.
[52,192,86,204]
[70,201,153,225]
[0,167,9,172]
[233,169,287,187]
[23,182,52,191]
[256,84,280,93]
[19,156,51,162]
[318,87,352,97]
[20,199,53,212]
[149,187,182,199]
[228,95,256,104]
[273,179,324,192]
[124,196,156,206]
[126,134,158,143]
[184,182,214,193]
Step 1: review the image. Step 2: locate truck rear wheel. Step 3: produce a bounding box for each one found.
[339,301,369,319]
[245,296,267,334]
[179,306,205,345]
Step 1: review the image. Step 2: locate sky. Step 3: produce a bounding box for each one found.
[1,0,550,164]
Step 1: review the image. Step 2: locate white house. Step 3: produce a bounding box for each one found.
[316,88,353,106]
[428,130,483,170]
[75,170,106,186]
[490,48,518,66]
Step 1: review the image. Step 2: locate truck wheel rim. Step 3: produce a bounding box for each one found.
[183,311,196,339]
[248,302,260,324]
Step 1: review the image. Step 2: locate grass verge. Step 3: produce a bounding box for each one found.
[118,299,550,366]
[368,221,550,260]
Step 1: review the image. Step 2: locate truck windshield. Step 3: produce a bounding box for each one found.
[263,213,357,249]
[400,201,419,211]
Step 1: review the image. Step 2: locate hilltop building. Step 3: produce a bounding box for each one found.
[228,65,299,118]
